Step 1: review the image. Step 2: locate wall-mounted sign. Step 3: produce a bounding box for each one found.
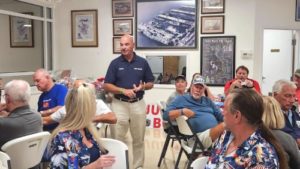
[270,49,280,52]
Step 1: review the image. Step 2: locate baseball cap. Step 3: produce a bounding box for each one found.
[175,75,186,81]
[192,75,205,86]
[294,69,300,77]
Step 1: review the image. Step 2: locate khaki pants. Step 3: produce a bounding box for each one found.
[196,129,213,149]
[111,98,146,169]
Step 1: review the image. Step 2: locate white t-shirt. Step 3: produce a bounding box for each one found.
[51,99,111,122]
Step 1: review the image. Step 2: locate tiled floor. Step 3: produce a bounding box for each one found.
[107,127,188,169]
[144,128,187,169]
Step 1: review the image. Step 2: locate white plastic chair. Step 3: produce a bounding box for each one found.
[101,138,129,169]
[0,151,11,169]
[1,132,51,169]
[175,115,207,169]
[190,156,209,169]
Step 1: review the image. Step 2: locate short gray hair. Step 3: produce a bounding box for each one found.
[4,80,31,103]
[272,79,296,94]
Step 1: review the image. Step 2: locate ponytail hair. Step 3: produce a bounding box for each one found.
[229,89,288,168]
[258,122,288,169]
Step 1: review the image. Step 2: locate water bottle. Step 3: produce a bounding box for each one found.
[68,152,79,169]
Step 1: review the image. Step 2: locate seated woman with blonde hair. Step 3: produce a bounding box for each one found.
[47,83,115,168]
[262,96,300,169]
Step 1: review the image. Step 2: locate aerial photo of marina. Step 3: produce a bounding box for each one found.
[136,0,196,48]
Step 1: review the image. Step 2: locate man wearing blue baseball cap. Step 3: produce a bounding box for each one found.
[163,74,224,148]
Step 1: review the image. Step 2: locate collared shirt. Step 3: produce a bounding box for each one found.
[47,128,101,168]
[0,105,42,147]
[105,52,154,99]
[205,130,279,169]
[287,110,293,125]
[282,109,300,140]
[164,94,223,133]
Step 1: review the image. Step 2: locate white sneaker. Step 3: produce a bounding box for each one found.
[136,167,143,169]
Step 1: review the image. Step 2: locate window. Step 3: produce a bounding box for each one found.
[0,0,54,85]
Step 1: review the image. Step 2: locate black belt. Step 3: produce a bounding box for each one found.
[114,96,143,103]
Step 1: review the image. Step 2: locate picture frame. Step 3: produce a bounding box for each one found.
[9,12,34,47]
[112,0,134,18]
[201,0,225,14]
[201,15,224,34]
[296,0,300,21]
[136,0,198,49]
[113,37,121,54]
[200,36,235,86]
[71,9,98,47]
[113,19,133,36]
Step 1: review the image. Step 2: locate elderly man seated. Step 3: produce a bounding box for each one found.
[163,75,224,148]
[272,79,300,148]
[0,80,42,147]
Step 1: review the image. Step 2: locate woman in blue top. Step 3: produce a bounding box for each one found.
[47,83,115,168]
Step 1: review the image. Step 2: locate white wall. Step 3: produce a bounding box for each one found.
[54,0,113,78]
[0,14,44,73]
[53,0,300,104]
[254,0,300,82]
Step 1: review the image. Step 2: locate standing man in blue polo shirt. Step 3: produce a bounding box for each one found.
[33,68,68,131]
[104,34,154,169]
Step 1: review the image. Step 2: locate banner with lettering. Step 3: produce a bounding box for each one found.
[146,103,163,128]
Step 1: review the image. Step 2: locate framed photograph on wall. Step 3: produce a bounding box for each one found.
[9,12,34,47]
[201,36,235,86]
[201,15,224,34]
[71,9,98,47]
[136,0,198,49]
[113,19,133,36]
[296,0,300,21]
[201,0,225,14]
[112,0,134,18]
[113,37,121,54]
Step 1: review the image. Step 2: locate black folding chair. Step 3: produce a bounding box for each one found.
[157,118,183,167]
[174,115,210,169]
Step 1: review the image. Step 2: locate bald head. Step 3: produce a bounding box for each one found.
[121,34,134,43]
[120,34,135,59]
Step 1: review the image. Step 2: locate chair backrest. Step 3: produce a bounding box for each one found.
[101,138,129,169]
[1,132,51,169]
[159,101,167,110]
[176,115,193,136]
[190,156,209,169]
[0,151,11,169]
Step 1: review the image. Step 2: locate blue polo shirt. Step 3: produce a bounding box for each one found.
[105,53,154,99]
[164,94,223,133]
